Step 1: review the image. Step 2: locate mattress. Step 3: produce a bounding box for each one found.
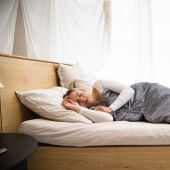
[18,118,170,147]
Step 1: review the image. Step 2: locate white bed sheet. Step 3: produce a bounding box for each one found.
[18,118,170,147]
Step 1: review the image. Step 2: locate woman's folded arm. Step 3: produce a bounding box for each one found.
[79,107,113,123]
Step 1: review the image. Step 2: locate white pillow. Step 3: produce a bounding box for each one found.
[58,64,84,89]
[69,75,97,94]
[16,86,92,124]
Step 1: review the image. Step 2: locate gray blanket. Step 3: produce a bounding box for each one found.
[102,82,170,123]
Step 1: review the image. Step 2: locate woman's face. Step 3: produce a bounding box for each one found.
[66,90,95,108]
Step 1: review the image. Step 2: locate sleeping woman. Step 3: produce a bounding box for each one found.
[62,79,170,123]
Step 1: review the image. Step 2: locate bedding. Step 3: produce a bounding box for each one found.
[103,82,170,123]
[69,75,97,93]
[58,63,96,93]
[58,64,84,88]
[16,86,92,123]
[18,118,170,147]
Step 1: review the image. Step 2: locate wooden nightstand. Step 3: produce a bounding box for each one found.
[0,133,37,170]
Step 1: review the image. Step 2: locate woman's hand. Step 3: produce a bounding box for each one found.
[95,106,113,113]
[62,99,81,112]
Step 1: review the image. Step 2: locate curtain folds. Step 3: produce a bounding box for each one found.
[20,0,54,59]
[97,0,170,87]
[0,0,19,54]
[151,0,170,86]
[21,0,110,72]
[97,0,153,85]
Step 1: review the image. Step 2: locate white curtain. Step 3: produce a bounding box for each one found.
[0,0,19,54]
[97,0,170,87]
[21,0,109,72]
[151,0,170,87]
[97,0,152,85]
[20,0,55,60]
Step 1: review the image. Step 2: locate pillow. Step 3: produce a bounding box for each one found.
[58,64,84,89]
[16,86,92,124]
[69,75,97,94]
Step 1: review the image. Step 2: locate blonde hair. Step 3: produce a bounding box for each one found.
[63,88,83,98]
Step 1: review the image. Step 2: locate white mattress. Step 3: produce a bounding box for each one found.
[18,118,170,147]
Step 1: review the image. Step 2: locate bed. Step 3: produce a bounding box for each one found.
[1,53,170,170]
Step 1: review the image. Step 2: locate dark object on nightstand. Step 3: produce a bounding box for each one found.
[0,148,8,154]
[0,133,37,170]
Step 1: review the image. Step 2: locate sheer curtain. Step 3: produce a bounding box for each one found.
[0,0,19,53]
[20,0,56,60]
[97,0,170,87]
[97,0,153,85]
[151,0,170,87]
[21,0,109,72]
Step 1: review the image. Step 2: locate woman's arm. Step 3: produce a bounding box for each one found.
[79,107,113,123]
[93,79,135,112]
[62,99,113,123]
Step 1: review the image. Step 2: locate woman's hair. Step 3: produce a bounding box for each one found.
[63,88,82,98]
[63,89,75,98]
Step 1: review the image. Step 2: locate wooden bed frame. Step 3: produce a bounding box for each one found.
[1,53,170,170]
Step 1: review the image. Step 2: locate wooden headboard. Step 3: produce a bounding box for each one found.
[0,53,62,132]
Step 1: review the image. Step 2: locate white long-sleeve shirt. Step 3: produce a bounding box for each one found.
[78,79,135,123]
